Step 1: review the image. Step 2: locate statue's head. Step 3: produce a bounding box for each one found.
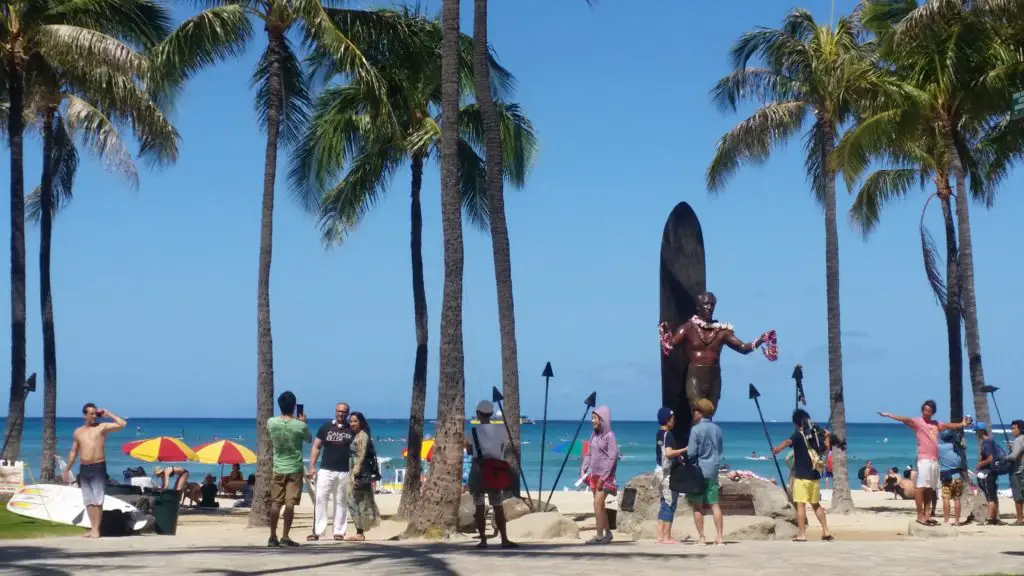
[696,291,717,321]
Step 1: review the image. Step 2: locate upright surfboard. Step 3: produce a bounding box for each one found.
[6,484,150,532]
[659,202,706,444]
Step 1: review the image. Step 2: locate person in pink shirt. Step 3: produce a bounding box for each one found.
[879,400,973,526]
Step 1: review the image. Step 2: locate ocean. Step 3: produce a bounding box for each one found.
[1,417,991,491]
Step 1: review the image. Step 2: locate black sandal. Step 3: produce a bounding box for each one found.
[306,535,319,542]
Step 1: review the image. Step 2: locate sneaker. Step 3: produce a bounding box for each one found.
[280,538,300,547]
[267,537,280,548]
[601,532,614,544]
[584,535,603,544]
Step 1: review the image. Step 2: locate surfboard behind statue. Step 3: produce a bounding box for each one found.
[6,484,150,532]
[659,202,706,442]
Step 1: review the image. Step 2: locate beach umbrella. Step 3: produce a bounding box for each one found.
[552,440,590,456]
[192,440,257,465]
[122,436,198,463]
[402,438,435,461]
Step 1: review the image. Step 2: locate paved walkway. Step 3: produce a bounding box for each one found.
[2,535,1023,575]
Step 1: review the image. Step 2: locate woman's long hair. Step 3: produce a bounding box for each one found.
[350,411,370,434]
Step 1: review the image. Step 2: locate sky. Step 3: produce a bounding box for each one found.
[1,0,1021,424]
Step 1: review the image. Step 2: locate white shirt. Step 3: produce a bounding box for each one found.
[469,424,509,459]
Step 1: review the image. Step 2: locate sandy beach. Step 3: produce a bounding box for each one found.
[3,489,1023,575]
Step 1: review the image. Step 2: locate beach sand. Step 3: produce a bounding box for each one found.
[3,489,1023,575]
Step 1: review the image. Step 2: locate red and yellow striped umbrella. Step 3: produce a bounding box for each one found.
[402,438,435,461]
[192,440,257,465]
[121,436,197,463]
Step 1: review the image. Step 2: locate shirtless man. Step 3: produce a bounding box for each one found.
[663,291,771,408]
[63,403,126,538]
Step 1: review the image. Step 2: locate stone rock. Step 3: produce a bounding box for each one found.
[907,519,958,538]
[624,520,694,542]
[719,476,795,520]
[724,516,800,541]
[506,512,579,540]
[458,492,480,532]
[502,497,557,522]
[964,492,988,525]
[615,472,794,535]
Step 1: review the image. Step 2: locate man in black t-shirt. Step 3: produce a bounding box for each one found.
[771,409,833,542]
[306,402,354,541]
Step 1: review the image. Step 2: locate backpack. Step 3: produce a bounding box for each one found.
[991,441,1014,475]
[800,424,828,474]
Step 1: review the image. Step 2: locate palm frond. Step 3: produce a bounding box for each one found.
[456,138,489,232]
[148,5,252,100]
[35,24,149,78]
[252,36,311,147]
[26,113,80,223]
[710,68,804,112]
[706,101,807,192]
[42,0,173,50]
[849,167,923,234]
[316,146,403,246]
[62,94,140,188]
[458,102,537,188]
[919,193,947,308]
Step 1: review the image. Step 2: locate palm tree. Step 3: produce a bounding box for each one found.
[13,2,255,482]
[706,9,879,513]
[471,0,522,473]
[289,9,535,518]
[857,0,1024,425]
[406,0,465,536]
[0,0,182,461]
[163,0,412,527]
[836,117,967,421]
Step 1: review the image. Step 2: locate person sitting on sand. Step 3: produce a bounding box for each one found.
[220,464,246,494]
[200,474,220,508]
[878,401,972,527]
[857,461,880,491]
[153,465,190,493]
[883,467,900,496]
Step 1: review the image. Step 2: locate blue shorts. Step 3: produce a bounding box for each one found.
[658,492,678,522]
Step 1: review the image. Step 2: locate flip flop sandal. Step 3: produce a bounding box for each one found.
[791,537,807,542]
[822,535,834,541]
[306,535,319,542]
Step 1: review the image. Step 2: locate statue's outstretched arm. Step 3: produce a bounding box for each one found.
[723,329,759,354]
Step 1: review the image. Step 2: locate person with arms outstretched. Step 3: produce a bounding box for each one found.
[878,400,972,526]
[64,403,126,538]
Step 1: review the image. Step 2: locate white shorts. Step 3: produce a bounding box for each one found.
[916,458,940,489]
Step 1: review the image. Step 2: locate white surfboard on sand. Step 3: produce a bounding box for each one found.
[6,484,149,531]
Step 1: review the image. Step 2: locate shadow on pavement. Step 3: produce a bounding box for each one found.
[0,541,709,575]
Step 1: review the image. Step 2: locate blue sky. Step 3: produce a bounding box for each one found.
[2,0,1021,424]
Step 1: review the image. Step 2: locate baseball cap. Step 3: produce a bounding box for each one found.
[475,400,494,415]
[657,407,674,425]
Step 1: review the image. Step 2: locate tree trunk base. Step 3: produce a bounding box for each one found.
[829,495,856,515]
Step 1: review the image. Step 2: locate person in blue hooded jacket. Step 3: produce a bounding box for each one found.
[938,430,966,526]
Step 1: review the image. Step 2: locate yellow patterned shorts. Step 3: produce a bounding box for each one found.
[941,477,963,499]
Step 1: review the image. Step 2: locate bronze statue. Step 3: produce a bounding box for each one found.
[659,292,775,410]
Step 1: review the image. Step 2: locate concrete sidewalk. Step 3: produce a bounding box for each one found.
[2,534,1023,575]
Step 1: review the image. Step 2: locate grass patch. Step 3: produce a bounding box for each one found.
[0,507,85,539]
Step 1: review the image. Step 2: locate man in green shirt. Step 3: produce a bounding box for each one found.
[267,390,311,547]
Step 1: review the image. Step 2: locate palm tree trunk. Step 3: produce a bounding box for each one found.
[39,107,58,483]
[248,29,284,529]
[821,124,853,514]
[943,122,989,425]
[398,153,428,519]
[938,180,963,422]
[407,0,465,537]
[472,0,522,465]
[3,60,28,462]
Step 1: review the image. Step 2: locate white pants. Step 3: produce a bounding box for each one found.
[314,470,350,537]
[916,458,940,490]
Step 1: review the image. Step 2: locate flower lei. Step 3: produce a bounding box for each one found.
[658,319,779,361]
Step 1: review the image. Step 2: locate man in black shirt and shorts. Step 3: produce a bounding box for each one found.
[772,409,833,542]
[307,403,354,541]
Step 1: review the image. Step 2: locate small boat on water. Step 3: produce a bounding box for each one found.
[469,409,535,425]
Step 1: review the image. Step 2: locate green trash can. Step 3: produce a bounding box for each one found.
[153,489,181,535]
